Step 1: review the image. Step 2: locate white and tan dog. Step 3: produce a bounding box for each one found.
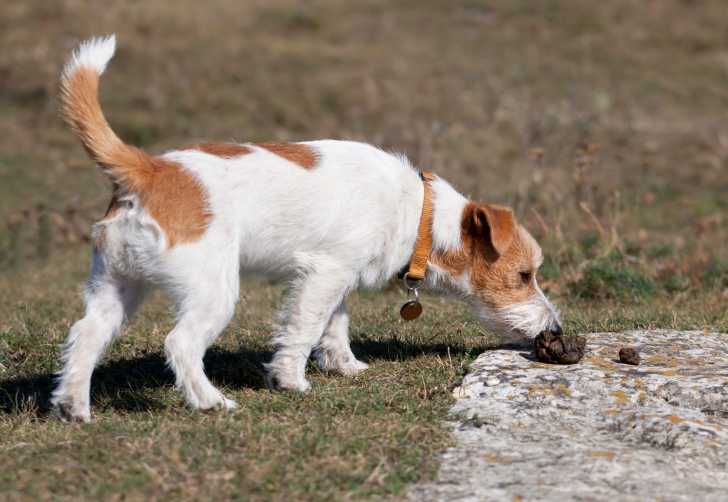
[51,36,561,421]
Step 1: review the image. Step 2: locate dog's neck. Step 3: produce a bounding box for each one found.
[429,176,468,254]
[421,176,469,290]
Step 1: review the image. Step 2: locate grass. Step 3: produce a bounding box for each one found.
[0,251,485,500]
[1,253,726,501]
[1,0,728,499]
[569,251,657,301]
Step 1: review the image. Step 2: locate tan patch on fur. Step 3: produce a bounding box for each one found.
[470,226,538,308]
[182,142,252,158]
[136,156,211,247]
[98,149,211,248]
[61,66,211,248]
[431,202,539,309]
[257,142,318,169]
[430,246,469,278]
[476,204,516,256]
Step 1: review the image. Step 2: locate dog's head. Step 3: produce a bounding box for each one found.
[431,202,561,339]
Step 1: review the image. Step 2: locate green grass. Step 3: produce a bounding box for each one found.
[569,252,656,301]
[1,0,728,499]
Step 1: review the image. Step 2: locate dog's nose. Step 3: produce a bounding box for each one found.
[550,323,563,337]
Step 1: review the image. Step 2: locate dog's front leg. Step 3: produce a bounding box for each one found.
[314,299,368,376]
[265,263,354,391]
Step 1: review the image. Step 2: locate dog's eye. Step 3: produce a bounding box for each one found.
[119,199,134,210]
[519,271,532,285]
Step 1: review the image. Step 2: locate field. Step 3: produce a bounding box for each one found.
[1,1,727,500]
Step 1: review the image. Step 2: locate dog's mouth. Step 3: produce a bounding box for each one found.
[471,304,525,339]
[471,302,552,342]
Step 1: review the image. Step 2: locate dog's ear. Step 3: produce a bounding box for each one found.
[463,203,516,257]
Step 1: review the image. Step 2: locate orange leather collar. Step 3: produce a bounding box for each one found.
[405,171,436,281]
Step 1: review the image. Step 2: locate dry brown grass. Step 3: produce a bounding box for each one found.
[2,0,726,284]
[1,0,727,499]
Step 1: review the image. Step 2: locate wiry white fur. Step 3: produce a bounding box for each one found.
[430,177,468,252]
[421,180,473,295]
[62,35,116,81]
[51,251,145,422]
[313,301,369,375]
[498,283,560,338]
[52,140,428,419]
[472,280,560,340]
[52,37,561,421]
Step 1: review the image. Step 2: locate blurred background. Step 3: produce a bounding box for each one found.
[1,0,726,300]
[1,2,727,498]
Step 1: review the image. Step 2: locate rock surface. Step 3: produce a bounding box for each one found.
[409,330,728,501]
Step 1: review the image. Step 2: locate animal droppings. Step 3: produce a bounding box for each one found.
[534,331,586,364]
[618,346,640,365]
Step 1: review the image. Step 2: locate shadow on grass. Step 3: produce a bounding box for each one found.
[351,334,527,363]
[0,346,271,416]
[351,338,486,363]
[0,337,509,417]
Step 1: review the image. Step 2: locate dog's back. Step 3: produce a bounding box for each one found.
[163,140,422,284]
[61,36,423,287]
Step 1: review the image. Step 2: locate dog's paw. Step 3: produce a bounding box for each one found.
[220,397,238,410]
[337,358,369,376]
[52,402,91,423]
[264,371,311,393]
[319,357,369,376]
[194,392,238,411]
[315,350,369,376]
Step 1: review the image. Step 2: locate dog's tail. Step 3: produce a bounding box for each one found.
[60,35,151,190]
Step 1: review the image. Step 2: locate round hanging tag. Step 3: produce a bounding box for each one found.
[400,300,423,321]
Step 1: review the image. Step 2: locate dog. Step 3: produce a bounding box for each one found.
[50,36,561,422]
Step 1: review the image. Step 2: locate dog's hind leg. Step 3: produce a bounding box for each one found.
[266,262,355,392]
[51,251,145,422]
[162,254,239,411]
[313,299,368,376]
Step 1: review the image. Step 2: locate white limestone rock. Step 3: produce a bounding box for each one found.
[410,330,728,501]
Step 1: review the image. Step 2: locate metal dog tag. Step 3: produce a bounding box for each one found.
[400,299,423,321]
[400,272,423,321]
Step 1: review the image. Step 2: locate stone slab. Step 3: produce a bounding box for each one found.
[409,330,728,501]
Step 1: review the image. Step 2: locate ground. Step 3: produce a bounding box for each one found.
[1,1,727,500]
[410,330,728,501]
